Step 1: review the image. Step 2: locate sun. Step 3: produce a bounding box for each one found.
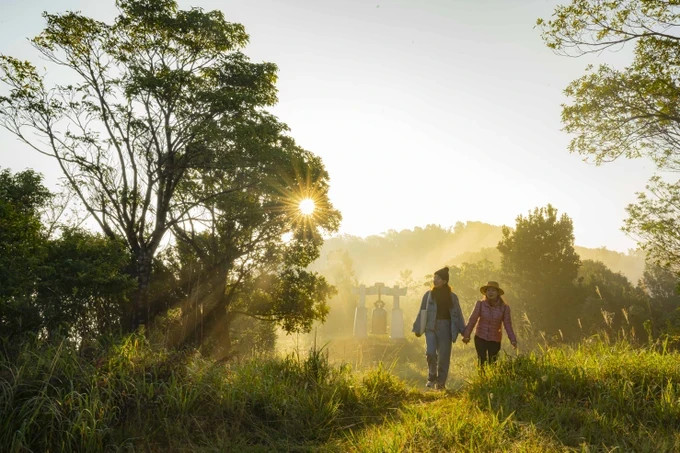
[299,198,316,216]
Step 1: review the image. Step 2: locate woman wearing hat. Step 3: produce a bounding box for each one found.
[462,281,517,368]
[411,267,466,390]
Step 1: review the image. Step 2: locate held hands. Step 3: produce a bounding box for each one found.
[459,335,516,349]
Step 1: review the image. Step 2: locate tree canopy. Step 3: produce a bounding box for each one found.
[498,204,581,333]
[0,169,50,337]
[0,168,135,343]
[0,0,340,333]
[539,0,680,277]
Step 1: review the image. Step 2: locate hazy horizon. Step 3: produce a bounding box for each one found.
[315,221,645,291]
[324,219,641,254]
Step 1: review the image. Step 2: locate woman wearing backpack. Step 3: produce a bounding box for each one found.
[412,267,466,390]
[462,281,517,368]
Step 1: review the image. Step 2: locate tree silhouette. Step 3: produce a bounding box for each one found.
[498,205,581,334]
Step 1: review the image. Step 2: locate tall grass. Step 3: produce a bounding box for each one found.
[0,334,412,451]
[3,333,679,451]
[0,339,115,452]
[343,335,680,452]
[467,338,680,451]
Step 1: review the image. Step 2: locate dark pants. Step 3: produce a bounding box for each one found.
[474,335,501,367]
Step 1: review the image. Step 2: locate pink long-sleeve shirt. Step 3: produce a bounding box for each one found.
[463,299,517,344]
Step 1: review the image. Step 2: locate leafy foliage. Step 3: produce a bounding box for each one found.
[575,259,649,338]
[0,0,320,330]
[158,148,340,356]
[641,262,680,336]
[0,169,50,337]
[449,259,499,310]
[624,176,680,276]
[498,205,581,333]
[0,168,134,344]
[38,228,136,341]
[539,0,680,279]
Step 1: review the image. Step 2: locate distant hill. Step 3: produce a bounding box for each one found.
[315,221,644,285]
[316,222,502,285]
[574,246,645,284]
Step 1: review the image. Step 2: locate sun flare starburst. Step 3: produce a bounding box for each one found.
[299,198,316,216]
[267,156,340,240]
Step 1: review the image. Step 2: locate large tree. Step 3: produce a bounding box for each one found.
[498,205,581,333]
[538,0,680,276]
[165,143,341,357]
[0,0,327,329]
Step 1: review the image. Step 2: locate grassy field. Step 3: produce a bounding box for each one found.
[276,332,506,388]
[340,338,680,452]
[1,334,678,452]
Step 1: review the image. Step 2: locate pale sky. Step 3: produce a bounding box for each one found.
[0,0,655,252]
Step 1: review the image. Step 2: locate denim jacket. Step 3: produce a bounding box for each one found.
[411,290,466,342]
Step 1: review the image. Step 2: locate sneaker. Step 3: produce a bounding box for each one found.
[435,382,446,391]
[425,381,435,389]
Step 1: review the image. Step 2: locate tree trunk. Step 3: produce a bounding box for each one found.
[126,249,154,332]
[177,275,235,358]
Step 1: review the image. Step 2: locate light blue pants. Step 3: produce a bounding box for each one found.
[425,319,452,386]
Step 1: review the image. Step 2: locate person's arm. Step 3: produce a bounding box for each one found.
[462,301,481,340]
[411,292,429,334]
[503,305,517,347]
[452,294,466,334]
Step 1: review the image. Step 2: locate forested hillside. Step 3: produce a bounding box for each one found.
[316,222,644,285]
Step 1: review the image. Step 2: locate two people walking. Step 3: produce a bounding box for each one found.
[412,267,517,389]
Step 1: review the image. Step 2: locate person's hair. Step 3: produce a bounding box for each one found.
[431,283,453,292]
[483,293,506,305]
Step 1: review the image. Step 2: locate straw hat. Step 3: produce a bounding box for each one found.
[480,281,504,296]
